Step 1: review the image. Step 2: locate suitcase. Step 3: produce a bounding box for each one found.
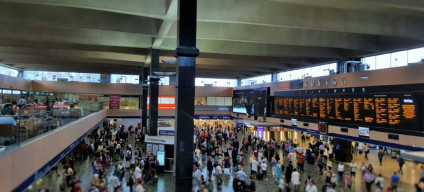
[257,172,263,180]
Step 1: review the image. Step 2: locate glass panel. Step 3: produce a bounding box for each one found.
[391,51,407,67]
[363,56,376,70]
[408,47,424,64]
[376,53,391,69]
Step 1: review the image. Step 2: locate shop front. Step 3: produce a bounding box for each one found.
[240,120,281,141]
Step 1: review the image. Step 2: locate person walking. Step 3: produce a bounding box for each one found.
[397,156,405,174]
[291,168,300,191]
[364,169,375,192]
[278,175,286,192]
[378,149,384,166]
[374,174,385,192]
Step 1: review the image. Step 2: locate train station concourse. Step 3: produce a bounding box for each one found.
[1,0,424,192]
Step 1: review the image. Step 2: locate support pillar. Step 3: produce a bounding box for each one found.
[141,68,149,134]
[149,50,160,136]
[173,0,199,191]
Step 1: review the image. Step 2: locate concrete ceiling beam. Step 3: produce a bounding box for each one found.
[161,39,344,59]
[0,22,153,48]
[0,0,167,18]
[197,0,424,41]
[0,2,159,35]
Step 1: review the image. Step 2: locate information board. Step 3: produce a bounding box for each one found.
[273,93,419,131]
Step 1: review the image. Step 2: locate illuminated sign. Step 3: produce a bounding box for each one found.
[157,151,165,166]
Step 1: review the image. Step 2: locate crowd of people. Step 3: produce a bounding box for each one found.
[193,126,424,192]
[30,120,424,192]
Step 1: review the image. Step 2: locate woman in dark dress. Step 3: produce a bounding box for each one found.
[285,162,293,184]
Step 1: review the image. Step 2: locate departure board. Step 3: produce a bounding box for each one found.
[353,98,364,122]
[305,98,312,117]
[294,98,299,116]
[273,93,420,131]
[283,98,288,115]
[299,98,306,117]
[388,97,401,125]
[375,96,388,124]
[364,97,375,123]
[327,98,335,119]
[343,98,354,121]
[319,98,327,119]
[312,98,319,118]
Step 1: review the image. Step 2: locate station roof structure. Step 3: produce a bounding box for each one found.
[0,0,423,78]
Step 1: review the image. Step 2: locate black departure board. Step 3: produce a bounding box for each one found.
[312,98,319,118]
[375,96,388,124]
[273,93,419,131]
[299,98,306,117]
[319,98,327,119]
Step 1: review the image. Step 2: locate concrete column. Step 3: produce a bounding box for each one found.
[141,68,149,134]
[149,49,160,136]
[173,0,199,191]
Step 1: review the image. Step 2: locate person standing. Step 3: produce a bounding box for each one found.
[391,172,400,191]
[261,160,268,180]
[251,157,258,178]
[378,149,384,166]
[338,162,345,181]
[297,152,305,173]
[271,157,278,179]
[276,161,282,183]
[349,160,357,180]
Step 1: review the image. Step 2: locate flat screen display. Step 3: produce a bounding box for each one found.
[157,151,165,166]
[233,88,269,116]
[358,127,370,138]
[291,118,298,126]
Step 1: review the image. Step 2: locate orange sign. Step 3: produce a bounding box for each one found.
[147,95,176,110]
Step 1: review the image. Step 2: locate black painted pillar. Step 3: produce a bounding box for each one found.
[173,0,199,191]
[149,49,160,136]
[141,68,149,134]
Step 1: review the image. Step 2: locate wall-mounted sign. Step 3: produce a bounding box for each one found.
[257,126,264,138]
[109,94,120,109]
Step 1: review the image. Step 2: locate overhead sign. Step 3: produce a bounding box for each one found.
[159,130,175,136]
[194,115,233,119]
[145,135,174,145]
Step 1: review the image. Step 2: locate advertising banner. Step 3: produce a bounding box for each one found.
[109,94,121,109]
[257,126,264,138]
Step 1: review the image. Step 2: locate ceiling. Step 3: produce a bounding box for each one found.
[0,0,423,78]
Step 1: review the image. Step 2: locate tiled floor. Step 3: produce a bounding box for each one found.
[29,133,418,192]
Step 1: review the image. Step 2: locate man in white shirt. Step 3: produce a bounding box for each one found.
[110,173,121,192]
[195,147,201,159]
[251,157,258,177]
[261,161,268,180]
